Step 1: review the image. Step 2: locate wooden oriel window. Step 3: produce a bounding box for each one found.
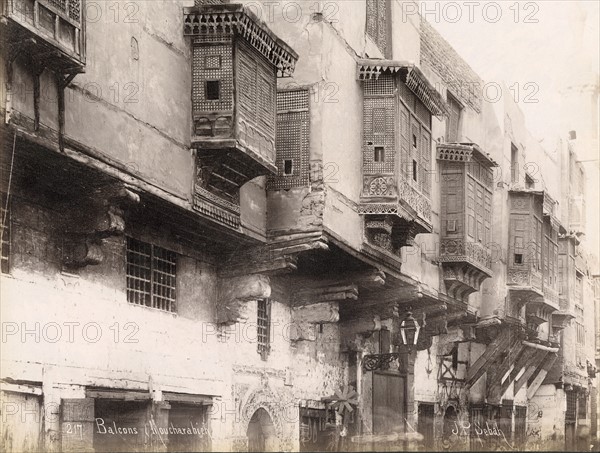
[257,298,271,360]
[126,237,177,313]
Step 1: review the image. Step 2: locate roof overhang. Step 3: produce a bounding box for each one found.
[357,59,449,117]
[437,142,498,167]
[183,4,298,77]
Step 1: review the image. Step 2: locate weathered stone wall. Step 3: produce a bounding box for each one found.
[0,190,347,450]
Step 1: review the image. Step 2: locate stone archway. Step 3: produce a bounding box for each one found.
[246,408,277,452]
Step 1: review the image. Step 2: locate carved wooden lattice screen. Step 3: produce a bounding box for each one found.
[237,39,276,142]
[397,79,432,197]
[268,89,310,190]
[543,219,559,291]
[362,76,395,197]
[366,0,390,56]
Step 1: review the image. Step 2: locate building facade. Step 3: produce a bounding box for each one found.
[0,0,598,452]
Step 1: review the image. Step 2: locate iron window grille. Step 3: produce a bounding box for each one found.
[566,391,577,422]
[257,298,271,360]
[126,237,177,313]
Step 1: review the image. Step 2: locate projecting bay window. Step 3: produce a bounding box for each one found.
[508,191,544,291]
[2,0,86,72]
[437,144,495,302]
[257,298,271,360]
[184,4,298,229]
[126,237,177,313]
[358,62,448,254]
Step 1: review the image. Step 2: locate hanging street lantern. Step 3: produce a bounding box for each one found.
[398,310,420,348]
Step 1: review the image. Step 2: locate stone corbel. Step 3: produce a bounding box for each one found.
[293,283,358,306]
[63,186,139,268]
[288,302,339,342]
[217,274,271,325]
[341,315,392,350]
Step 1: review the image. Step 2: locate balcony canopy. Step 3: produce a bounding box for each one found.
[183,3,298,77]
[357,59,448,117]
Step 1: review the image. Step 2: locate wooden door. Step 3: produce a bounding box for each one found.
[372,373,405,435]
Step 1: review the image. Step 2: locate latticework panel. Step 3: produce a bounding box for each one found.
[236,39,276,138]
[47,0,66,12]
[192,37,233,114]
[363,76,395,177]
[366,0,388,55]
[67,0,81,22]
[268,89,310,190]
[363,75,394,97]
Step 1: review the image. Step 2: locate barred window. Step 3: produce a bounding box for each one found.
[126,237,177,313]
[1,194,10,274]
[566,391,577,422]
[257,298,271,360]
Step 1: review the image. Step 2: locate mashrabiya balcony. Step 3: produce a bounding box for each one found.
[436,142,497,303]
[2,0,85,73]
[183,3,298,228]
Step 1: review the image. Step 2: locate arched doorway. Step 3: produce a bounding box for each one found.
[247,408,277,452]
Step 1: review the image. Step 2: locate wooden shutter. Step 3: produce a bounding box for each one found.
[420,128,431,197]
[398,103,410,180]
[446,96,461,142]
[61,398,95,452]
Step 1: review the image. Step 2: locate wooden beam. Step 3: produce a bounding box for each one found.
[514,350,548,394]
[487,340,526,404]
[465,329,512,387]
[292,302,339,324]
[218,239,328,278]
[218,255,298,278]
[293,284,359,306]
[498,345,537,397]
[526,353,558,399]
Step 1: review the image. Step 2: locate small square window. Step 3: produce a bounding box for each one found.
[374,146,385,162]
[514,254,523,265]
[447,220,457,233]
[283,159,293,176]
[205,80,220,101]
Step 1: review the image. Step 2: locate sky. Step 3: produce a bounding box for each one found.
[420,0,600,145]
